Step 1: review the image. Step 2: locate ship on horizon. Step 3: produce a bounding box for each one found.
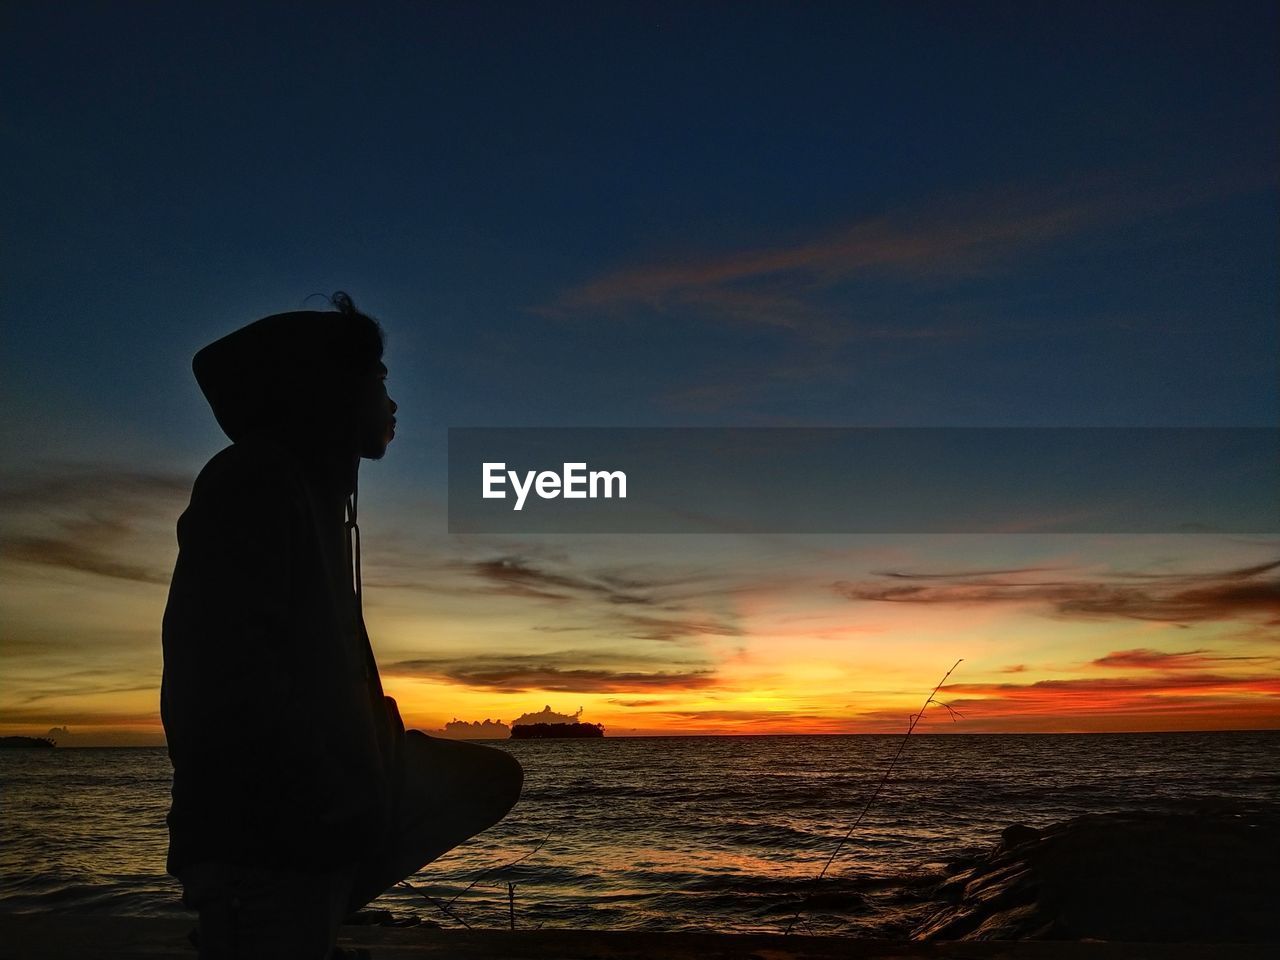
[510,721,604,739]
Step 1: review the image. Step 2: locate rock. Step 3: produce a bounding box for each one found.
[911,805,1280,943]
[999,823,1041,850]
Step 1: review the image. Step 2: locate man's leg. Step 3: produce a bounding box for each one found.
[346,731,523,912]
[181,861,354,960]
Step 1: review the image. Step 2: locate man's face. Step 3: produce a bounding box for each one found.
[356,361,397,459]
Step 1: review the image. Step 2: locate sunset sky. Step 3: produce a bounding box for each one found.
[2,3,1277,744]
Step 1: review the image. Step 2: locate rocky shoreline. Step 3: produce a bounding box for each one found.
[906,803,1279,943]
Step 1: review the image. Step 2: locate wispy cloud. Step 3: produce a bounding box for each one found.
[541,168,1266,346]
[459,555,656,604]
[0,464,187,585]
[385,650,717,692]
[0,705,161,726]
[914,670,1280,732]
[0,467,188,510]
[608,698,674,707]
[1091,648,1272,670]
[610,611,742,642]
[4,524,169,584]
[538,165,1273,416]
[392,553,745,645]
[6,676,160,706]
[543,193,1098,339]
[664,708,828,721]
[946,674,1280,698]
[649,708,851,733]
[835,559,1280,625]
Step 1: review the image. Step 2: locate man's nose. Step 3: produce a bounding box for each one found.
[389,398,398,415]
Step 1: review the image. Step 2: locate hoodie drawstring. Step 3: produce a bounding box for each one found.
[345,471,363,616]
[345,471,392,753]
[346,474,381,689]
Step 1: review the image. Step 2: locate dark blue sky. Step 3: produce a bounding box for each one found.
[2,3,1279,743]
[3,1,1276,484]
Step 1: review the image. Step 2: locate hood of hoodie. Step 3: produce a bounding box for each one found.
[193,310,364,495]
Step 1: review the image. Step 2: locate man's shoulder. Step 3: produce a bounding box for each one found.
[190,441,306,510]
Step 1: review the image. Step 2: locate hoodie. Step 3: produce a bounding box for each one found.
[161,311,403,876]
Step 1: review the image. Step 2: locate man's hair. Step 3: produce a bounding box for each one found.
[326,291,386,375]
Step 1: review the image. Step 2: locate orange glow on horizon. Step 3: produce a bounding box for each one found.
[3,527,1277,746]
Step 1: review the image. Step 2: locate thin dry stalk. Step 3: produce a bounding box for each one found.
[396,828,556,930]
[447,829,557,909]
[395,877,474,929]
[784,658,964,936]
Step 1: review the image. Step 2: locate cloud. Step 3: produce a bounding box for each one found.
[0,467,188,511]
[540,168,1265,345]
[651,708,849,733]
[664,708,826,721]
[856,693,1280,733]
[835,559,1280,625]
[511,705,586,726]
[1091,648,1272,670]
[542,194,1098,340]
[8,678,160,707]
[389,660,717,693]
[385,650,718,693]
[535,164,1273,415]
[907,670,1280,732]
[0,705,160,726]
[608,698,674,707]
[458,555,656,604]
[612,611,742,642]
[3,526,170,584]
[945,674,1280,698]
[876,565,1067,580]
[430,718,512,740]
[1058,563,1280,623]
[422,554,744,645]
[0,464,188,585]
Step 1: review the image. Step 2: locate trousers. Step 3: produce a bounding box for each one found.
[179,732,524,959]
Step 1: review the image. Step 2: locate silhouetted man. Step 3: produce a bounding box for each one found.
[162,294,523,958]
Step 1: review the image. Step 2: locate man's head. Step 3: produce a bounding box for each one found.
[329,293,397,460]
[194,291,398,461]
[354,358,398,460]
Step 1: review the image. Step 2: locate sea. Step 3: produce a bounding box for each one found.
[2,732,1278,935]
